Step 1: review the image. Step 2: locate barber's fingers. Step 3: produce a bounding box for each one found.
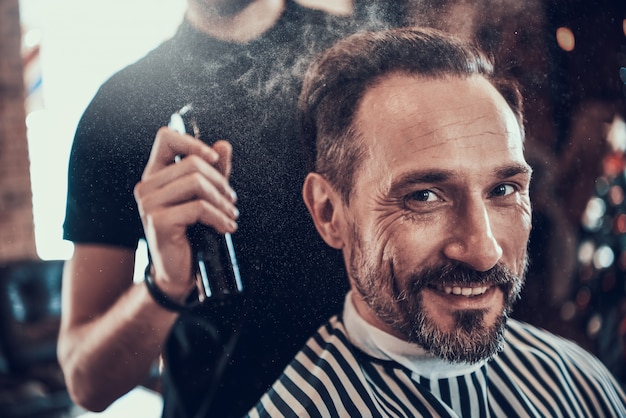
[139,193,239,299]
[137,174,239,234]
[143,200,235,291]
[138,153,237,205]
[212,140,233,179]
[143,127,221,176]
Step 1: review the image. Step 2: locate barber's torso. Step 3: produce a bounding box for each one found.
[64,4,378,417]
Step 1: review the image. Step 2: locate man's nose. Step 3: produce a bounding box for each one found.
[442,199,503,272]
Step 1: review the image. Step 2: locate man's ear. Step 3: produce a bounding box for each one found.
[302,173,345,249]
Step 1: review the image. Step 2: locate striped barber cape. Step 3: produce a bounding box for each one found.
[247,317,626,417]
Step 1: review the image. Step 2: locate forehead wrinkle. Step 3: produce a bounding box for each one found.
[397,112,507,150]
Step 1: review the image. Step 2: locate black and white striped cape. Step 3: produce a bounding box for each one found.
[247,317,626,417]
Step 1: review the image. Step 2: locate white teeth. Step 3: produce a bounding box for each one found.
[442,285,489,297]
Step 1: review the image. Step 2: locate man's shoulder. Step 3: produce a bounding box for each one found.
[496,320,625,400]
[500,319,601,367]
[503,320,589,353]
[490,320,626,414]
[299,315,353,361]
[247,317,361,416]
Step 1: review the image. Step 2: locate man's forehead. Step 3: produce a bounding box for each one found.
[353,73,525,174]
[360,73,503,114]
[357,74,521,142]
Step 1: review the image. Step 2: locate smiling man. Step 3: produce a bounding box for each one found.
[342,72,531,366]
[247,28,626,417]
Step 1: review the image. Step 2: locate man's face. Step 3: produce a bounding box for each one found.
[343,74,532,363]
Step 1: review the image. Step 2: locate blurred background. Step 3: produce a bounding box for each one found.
[0,0,624,416]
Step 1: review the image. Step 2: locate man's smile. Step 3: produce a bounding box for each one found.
[423,283,503,310]
[431,283,490,297]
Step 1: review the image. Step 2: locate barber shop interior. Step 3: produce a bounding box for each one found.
[0,0,625,417]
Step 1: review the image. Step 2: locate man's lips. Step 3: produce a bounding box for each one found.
[422,283,502,311]
[428,283,491,297]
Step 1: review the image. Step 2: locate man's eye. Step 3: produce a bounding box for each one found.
[491,184,516,197]
[408,190,437,202]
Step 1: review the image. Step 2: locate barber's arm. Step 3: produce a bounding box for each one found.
[57,128,238,412]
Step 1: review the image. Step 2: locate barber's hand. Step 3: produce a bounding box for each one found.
[134,127,239,303]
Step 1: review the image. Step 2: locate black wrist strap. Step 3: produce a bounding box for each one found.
[144,264,195,312]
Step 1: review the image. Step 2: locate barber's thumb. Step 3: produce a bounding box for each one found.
[212,140,233,178]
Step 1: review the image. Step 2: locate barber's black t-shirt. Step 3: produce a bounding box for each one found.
[63,4,375,417]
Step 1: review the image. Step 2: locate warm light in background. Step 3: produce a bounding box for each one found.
[556,26,575,52]
[20,0,185,281]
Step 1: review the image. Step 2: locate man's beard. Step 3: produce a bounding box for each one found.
[349,231,526,364]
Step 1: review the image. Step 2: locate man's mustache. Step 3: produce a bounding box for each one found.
[408,261,525,291]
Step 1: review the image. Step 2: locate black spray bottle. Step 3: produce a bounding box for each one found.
[168,104,243,303]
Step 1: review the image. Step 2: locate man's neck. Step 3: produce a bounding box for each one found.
[186,0,286,43]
